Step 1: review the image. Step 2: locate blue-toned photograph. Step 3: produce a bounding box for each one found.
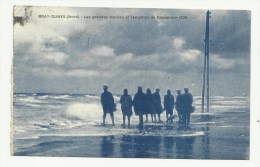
[12,6,250,159]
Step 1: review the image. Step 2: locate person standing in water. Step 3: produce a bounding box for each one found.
[100,85,115,126]
[164,90,175,123]
[120,89,133,128]
[145,88,156,123]
[133,86,146,129]
[175,90,183,124]
[182,88,193,126]
[153,88,163,123]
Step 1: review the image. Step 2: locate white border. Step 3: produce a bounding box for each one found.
[1,0,260,167]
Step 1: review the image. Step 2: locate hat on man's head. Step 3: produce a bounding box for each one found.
[146,88,151,93]
[138,86,142,89]
[103,85,108,89]
[184,88,189,91]
[156,88,160,91]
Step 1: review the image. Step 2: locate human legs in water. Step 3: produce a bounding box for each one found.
[139,114,144,129]
[122,114,131,128]
[157,113,162,123]
[102,111,114,126]
[176,110,182,124]
[145,113,156,123]
[166,110,173,123]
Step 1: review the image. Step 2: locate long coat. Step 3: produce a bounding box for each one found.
[133,91,146,115]
[101,91,115,113]
[120,94,133,116]
[153,92,163,114]
[164,94,174,114]
[182,92,193,113]
[144,93,156,114]
[175,94,183,112]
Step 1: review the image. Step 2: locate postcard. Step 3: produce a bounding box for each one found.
[12,6,251,159]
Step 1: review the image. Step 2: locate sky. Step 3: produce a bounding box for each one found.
[13,6,251,96]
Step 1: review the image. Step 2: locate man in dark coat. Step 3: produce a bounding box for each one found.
[182,88,193,125]
[164,90,174,123]
[175,90,183,124]
[145,88,156,123]
[120,89,133,128]
[101,85,115,126]
[153,88,163,123]
[133,86,146,128]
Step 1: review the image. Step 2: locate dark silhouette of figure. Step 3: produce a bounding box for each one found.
[120,89,133,128]
[164,90,175,123]
[145,88,156,123]
[182,88,193,126]
[100,85,115,126]
[153,88,163,123]
[133,86,146,129]
[175,90,183,124]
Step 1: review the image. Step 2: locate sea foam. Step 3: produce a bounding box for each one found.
[66,102,103,120]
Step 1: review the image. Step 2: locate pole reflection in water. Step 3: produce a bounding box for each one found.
[101,135,115,157]
[202,123,210,159]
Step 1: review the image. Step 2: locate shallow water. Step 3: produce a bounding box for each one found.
[12,93,249,159]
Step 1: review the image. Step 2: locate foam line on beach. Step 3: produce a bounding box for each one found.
[36,131,205,138]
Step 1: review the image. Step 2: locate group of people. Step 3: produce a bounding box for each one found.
[100,85,194,129]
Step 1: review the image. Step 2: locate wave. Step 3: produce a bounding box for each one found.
[34,123,51,129]
[85,94,100,99]
[14,94,27,97]
[14,135,40,140]
[49,95,71,100]
[25,103,42,107]
[113,96,120,102]
[16,96,46,104]
[37,95,49,100]
[13,94,249,141]
[14,127,27,133]
[65,102,103,120]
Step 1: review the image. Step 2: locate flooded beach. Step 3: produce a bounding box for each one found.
[13,94,249,159]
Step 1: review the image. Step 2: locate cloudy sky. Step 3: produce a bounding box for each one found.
[13,6,250,96]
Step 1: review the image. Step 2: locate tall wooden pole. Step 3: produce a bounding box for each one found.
[206,11,210,112]
[201,37,207,113]
[202,10,211,113]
